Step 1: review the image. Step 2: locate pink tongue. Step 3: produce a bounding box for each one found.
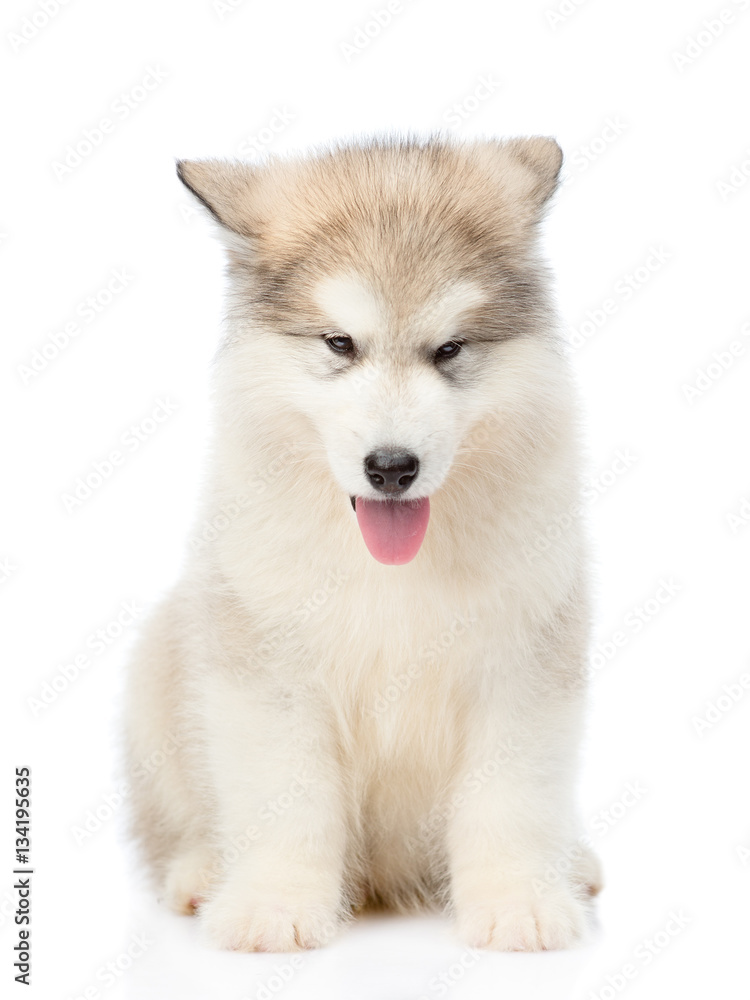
[355,497,430,565]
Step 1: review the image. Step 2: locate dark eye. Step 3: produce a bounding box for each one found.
[434,340,463,361]
[325,333,354,354]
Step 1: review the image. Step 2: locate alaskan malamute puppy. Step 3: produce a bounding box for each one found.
[124,136,602,952]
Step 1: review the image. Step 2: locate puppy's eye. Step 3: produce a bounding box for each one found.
[434,340,463,360]
[325,334,354,354]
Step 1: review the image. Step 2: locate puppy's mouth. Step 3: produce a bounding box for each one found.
[349,496,430,566]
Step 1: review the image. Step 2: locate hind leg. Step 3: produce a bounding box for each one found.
[123,591,211,896]
[163,843,218,914]
[573,840,604,897]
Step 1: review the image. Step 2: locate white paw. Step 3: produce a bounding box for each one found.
[200,887,340,952]
[576,844,604,897]
[163,846,217,915]
[456,887,588,951]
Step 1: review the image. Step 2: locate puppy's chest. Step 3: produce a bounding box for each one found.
[310,604,481,715]
[314,612,472,774]
[246,566,496,746]
[278,567,486,667]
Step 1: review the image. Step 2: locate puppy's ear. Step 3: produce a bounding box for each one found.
[478,136,563,223]
[176,159,259,238]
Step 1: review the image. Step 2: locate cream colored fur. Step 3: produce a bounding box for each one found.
[123,136,602,953]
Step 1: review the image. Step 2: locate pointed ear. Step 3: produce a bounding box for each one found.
[478,136,563,223]
[176,159,259,238]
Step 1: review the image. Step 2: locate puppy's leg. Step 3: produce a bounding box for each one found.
[163,843,217,914]
[124,591,214,904]
[198,671,347,952]
[448,676,597,951]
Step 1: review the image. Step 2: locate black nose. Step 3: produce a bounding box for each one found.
[364,450,419,495]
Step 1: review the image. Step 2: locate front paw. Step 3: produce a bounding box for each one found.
[455,885,588,951]
[200,885,340,952]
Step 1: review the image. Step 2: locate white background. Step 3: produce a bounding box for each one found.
[3,0,749,997]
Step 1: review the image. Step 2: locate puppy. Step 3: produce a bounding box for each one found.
[123,136,602,952]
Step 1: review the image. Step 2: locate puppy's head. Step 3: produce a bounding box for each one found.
[178,137,564,564]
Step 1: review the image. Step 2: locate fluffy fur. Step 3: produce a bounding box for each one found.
[123,135,602,952]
